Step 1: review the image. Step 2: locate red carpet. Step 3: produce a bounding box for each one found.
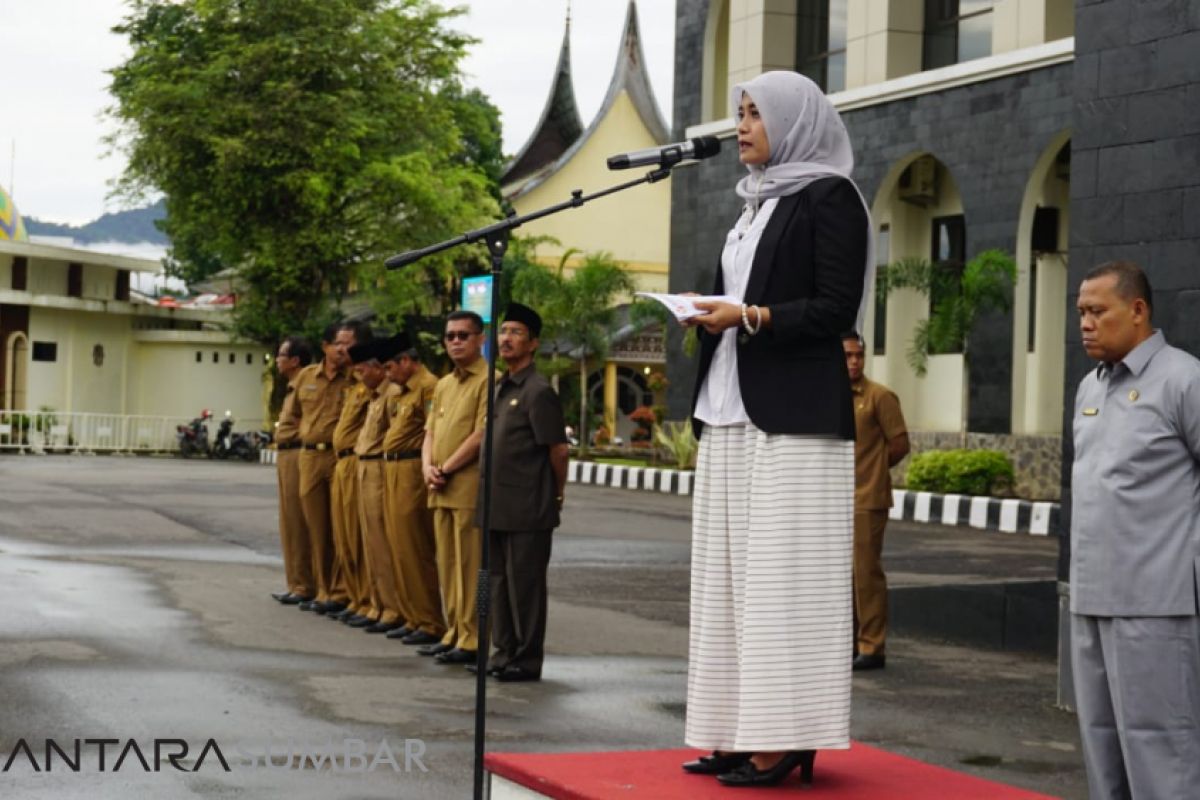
[485,745,1058,799]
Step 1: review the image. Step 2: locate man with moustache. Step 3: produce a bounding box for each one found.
[270,335,315,605]
[380,336,445,646]
[1069,261,1200,798]
[420,311,496,665]
[294,323,361,616]
[349,337,406,634]
[471,303,568,683]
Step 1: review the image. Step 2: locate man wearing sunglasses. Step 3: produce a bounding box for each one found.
[420,310,497,665]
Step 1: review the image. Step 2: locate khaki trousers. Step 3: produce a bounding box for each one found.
[298,449,337,603]
[433,507,481,651]
[330,455,364,612]
[276,448,314,597]
[357,460,402,625]
[853,509,889,655]
[385,459,444,637]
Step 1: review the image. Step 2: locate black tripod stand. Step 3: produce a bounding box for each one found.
[385,164,676,799]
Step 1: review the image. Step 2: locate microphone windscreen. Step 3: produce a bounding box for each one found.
[692,137,721,159]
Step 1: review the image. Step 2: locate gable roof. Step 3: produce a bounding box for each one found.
[499,16,585,185]
[504,1,670,201]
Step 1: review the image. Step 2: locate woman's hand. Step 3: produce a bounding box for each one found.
[690,301,743,334]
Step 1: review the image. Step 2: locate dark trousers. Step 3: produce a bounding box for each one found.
[488,529,552,675]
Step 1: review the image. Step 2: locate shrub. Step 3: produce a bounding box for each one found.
[905,449,1015,496]
[655,420,698,470]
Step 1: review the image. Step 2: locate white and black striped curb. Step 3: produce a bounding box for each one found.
[889,490,1061,536]
[567,461,693,495]
[261,449,696,495]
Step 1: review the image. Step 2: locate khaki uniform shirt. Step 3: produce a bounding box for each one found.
[478,363,568,531]
[426,357,496,510]
[354,379,393,457]
[383,365,438,455]
[275,375,301,445]
[332,375,372,453]
[295,361,352,446]
[851,376,907,511]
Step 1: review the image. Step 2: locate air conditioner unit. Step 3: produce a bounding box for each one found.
[898,156,938,206]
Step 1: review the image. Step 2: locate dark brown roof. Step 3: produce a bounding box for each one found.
[500,18,584,185]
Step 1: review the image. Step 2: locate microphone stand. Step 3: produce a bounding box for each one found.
[385,164,675,800]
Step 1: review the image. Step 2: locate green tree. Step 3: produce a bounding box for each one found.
[878,248,1017,439]
[107,0,500,353]
[511,247,649,457]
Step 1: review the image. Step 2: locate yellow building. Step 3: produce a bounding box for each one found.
[0,186,269,450]
[501,1,671,443]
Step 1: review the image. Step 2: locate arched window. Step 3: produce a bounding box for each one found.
[702,0,730,120]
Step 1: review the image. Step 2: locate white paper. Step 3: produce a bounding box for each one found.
[635,292,740,321]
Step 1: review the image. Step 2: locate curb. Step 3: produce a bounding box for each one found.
[889,489,1060,536]
[260,450,1061,536]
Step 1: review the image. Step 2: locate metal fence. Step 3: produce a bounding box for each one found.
[0,411,266,455]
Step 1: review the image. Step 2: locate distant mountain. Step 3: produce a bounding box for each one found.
[26,200,168,245]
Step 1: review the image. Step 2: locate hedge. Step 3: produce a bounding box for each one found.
[905,448,1015,496]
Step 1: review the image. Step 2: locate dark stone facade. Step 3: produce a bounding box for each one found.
[667,0,1074,434]
[1059,0,1200,580]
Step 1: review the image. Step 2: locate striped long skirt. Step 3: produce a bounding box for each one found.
[685,423,854,752]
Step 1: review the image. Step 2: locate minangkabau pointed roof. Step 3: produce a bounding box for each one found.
[504,0,670,200]
[500,14,585,185]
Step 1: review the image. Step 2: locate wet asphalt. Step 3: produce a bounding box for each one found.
[0,455,1084,799]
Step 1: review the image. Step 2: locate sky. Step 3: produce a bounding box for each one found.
[0,0,676,227]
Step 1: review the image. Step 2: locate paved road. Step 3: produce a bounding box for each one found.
[0,455,1083,798]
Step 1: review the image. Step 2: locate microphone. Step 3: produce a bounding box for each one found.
[607,136,721,170]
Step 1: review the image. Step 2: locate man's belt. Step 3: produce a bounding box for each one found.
[337,448,356,459]
[384,449,421,462]
[357,453,384,462]
[277,441,302,451]
[302,442,333,451]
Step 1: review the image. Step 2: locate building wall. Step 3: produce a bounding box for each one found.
[129,336,269,424]
[668,35,1075,431]
[511,91,671,294]
[1060,0,1200,576]
[26,307,131,414]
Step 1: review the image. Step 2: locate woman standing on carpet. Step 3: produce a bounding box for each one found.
[680,71,872,788]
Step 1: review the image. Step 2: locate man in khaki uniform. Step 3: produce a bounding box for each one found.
[420,310,495,664]
[294,323,354,614]
[349,337,406,633]
[270,335,314,604]
[381,336,444,646]
[324,320,375,626]
[843,332,909,671]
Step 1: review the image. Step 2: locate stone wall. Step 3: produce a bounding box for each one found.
[893,432,1062,501]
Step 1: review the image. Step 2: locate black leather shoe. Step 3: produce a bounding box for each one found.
[270,590,290,603]
[385,626,415,640]
[329,608,356,621]
[417,642,453,657]
[852,653,886,671]
[681,751,751,775]
[494,665,540,682]
[400,630,441,646]
[314,601,346,616]
[283,593,312,605]
[298,600,317,611]
[717,751,815,787]
[364,621,402,634]
[464,663,506,677]
[434,648,477,665]
[346,615,375,628]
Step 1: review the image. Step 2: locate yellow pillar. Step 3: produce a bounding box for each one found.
[603,361,618,442]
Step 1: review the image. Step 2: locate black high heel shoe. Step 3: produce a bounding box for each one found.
[681,750,751,775]
[716,749,816,788]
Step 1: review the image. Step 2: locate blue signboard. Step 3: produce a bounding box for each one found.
[461,276,494,323]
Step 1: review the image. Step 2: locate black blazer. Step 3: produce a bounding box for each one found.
[691,176,868,439]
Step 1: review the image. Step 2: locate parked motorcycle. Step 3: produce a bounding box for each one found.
[228,428,266,462]
[176,409,213,458]
[211,411,236,459]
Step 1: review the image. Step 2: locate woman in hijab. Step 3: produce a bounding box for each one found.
[680,71,873,788]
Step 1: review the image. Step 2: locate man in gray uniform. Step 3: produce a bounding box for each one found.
[1070,260,1200,799]
[472,302,569,683]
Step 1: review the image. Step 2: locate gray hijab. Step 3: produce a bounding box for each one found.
[732,71,875,334]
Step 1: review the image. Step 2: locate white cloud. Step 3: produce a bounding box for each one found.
[1,0,676,226]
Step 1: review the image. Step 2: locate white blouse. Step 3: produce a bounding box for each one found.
[694,198,779,427]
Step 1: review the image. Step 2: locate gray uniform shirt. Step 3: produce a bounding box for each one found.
[1071,330,1200,616]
